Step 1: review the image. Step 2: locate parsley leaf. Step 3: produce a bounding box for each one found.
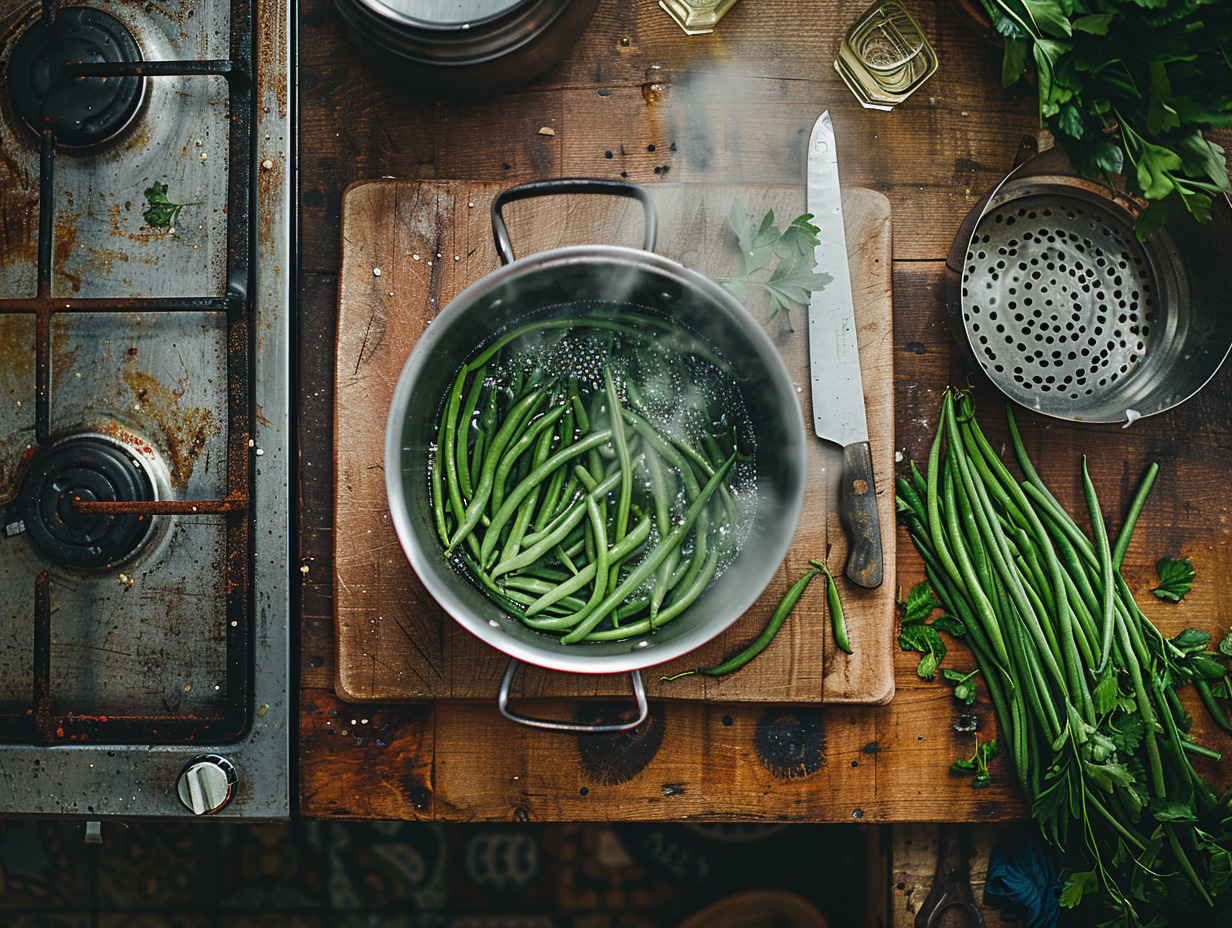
[1059,868,1099,908]
[1152,556,1195,602]
[142,181,188,229]
[900,580,939,625]
[717,202,831,330]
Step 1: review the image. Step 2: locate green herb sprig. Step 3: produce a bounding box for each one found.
[717,201,831,330]
[980,0,1232,237]
[942,667,981,706]
[142,181,191,229]
[950,736,998,789]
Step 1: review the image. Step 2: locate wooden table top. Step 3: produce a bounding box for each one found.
[297,0,1232,821]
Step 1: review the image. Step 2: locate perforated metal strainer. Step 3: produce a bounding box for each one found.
[945,148,1232,423]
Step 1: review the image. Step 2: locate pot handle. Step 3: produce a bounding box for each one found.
[491,178,658,265]
[497,659,649,733]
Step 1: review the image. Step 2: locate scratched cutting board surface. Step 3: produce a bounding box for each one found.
[334,179,895,705]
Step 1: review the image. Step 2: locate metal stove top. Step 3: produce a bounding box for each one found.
[0,0,292,819]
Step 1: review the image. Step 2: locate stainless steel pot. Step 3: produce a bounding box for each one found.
[384,179,807,731]
[333,0,599,96]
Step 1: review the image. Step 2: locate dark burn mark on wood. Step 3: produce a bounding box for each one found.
[401,775,431,812]
[906,341,927,354]
[575,703,666,785]
[753,708,826,779]
[862,741,880,754]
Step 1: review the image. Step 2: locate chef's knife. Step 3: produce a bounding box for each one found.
[807,110,884,589]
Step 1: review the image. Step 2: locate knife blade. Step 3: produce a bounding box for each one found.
[807,110,884,589]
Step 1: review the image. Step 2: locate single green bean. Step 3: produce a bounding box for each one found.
[604,367,633,547]
[455,364,487,499]
[431,426,452,547]
[440,366,470,532]
[1112,462,1159,570]
[582,616,652,641]
[554,543,579,575]
[813,558,851,655]
[662,559,823,679]
[1196,678,1232,735]
[644,450,677,618]
[1082,458,1116,674]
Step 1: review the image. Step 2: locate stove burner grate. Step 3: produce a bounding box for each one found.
[6,7,145,148]
[18,436,157,569]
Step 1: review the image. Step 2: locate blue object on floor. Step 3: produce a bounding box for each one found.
[983,833,1061,928]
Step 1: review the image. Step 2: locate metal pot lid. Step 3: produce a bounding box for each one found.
[356,0,535,29]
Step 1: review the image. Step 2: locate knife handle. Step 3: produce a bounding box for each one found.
[840,441,884,589]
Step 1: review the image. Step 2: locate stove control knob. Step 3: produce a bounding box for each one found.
[176,754,238,815]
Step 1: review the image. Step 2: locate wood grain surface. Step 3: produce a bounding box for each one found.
[333,179,896,706]
[298,0,1232,822]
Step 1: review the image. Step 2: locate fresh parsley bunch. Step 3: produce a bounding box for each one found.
[982,0,1232,237]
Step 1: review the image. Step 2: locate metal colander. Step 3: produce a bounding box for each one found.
[946,148,1232,423]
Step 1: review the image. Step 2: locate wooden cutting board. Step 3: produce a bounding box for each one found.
[334,179,896,705]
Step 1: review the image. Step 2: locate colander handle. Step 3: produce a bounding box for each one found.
[497,659,649,733]
[490,178,658,265]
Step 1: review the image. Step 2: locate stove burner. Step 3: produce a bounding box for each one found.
[6,8,145,148]
[18,436,157,569]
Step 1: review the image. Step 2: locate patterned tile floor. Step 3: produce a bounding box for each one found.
[0,821,869,927]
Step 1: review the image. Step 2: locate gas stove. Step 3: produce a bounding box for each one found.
[0,0,292,819]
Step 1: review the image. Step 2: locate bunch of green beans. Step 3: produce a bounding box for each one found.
[897,390,1230,925]
[432,312,750,644]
